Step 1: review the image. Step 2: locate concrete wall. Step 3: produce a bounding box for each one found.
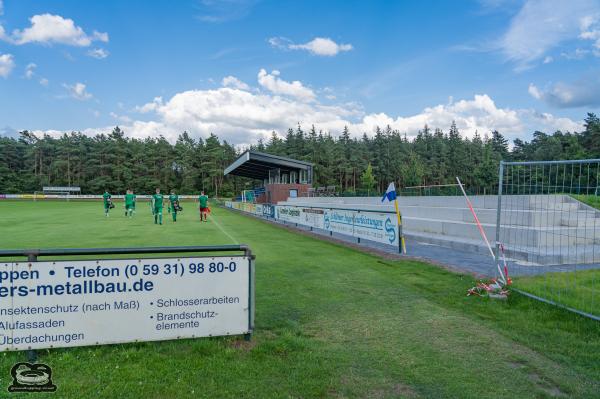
[279,194,600,265]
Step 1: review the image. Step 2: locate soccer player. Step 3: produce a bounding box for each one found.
[168,190,180,223]
[152,188,164,225]
[124,189,136,218]
[102,189,112,217]
[131,190,137,214]
[198,191,209,222]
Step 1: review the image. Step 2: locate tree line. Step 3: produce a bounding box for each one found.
[1,113,599,196]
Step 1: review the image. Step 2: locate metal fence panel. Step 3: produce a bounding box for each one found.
[496,159,600,320]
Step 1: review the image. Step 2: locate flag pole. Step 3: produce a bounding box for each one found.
[394,196,407,254]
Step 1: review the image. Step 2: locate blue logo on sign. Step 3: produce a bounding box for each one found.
[385,217,396,243]
[263,204,274,218]
[324,212,330,229]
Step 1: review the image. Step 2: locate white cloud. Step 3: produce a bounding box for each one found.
[135,96,163,113]
[528,78,600,108]
[528,83,542,99]
[353,94,526,139]
[0,53,15,78]
[37,69,583,145]
[561,48,590,59]
[123,88,581,145]
[543,55,553,64]
[24,62,36,79]
[4,14,108,46]
[526,111,583,133]
[87,48,109,59]
[500,0,599,70]
[23,62,49,84]
[63,82,92,100]
[270,36,353,56]
[222,75,249,90]
[579,15,600,48]
[110,112,132,123]
[290,37,353,56]
[257,69,315,101]
[92,31,109,43]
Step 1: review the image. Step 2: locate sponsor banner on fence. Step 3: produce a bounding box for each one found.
[43,186,81,192]
[242,203,256,214]
[276,205,303,224]
[281,205,398,246]
[262,204,275,218]
[353,212,398,246]
[0,256,251,351]
[324,209,355,236]
[302,208,324,229]
[224,201,398,247]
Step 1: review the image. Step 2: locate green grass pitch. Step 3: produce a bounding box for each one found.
[0,200,598,398]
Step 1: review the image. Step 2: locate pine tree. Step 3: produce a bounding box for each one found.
[360,163,376,195]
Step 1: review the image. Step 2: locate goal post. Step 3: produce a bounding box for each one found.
[41,186,81,201]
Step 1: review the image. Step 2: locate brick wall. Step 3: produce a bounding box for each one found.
[262,184,311,204]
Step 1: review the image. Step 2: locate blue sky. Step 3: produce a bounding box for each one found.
[0,0,599,145]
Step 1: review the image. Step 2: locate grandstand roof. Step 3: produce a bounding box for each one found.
[224,151,313,181]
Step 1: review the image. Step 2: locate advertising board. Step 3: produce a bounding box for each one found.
[0,256,253,351]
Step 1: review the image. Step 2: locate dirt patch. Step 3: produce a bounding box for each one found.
[527,372,566,398]
[366,383,419,399]
[507,360,566,398]
[392,383,420,398]
[228,338,257,352]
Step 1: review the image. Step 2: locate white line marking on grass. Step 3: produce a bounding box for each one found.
[209,212,239,244]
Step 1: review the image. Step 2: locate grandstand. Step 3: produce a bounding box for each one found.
[224,150,313,203]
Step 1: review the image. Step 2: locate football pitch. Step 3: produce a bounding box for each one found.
[0,200,599,398]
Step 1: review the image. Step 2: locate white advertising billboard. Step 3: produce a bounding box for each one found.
[302,208,325,229]
[225,201,399,248]
[323,209,355,236]
[0,256,253,351]
[276,205,303,224]
[352,212,398,246]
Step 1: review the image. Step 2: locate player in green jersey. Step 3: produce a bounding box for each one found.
[198,191,209,222]
[168,190,180,223]
[124,189,136,218]
[152,188,164,225]
[102,190,112,217]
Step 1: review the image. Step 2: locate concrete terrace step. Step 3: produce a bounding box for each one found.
[279,194,600,265]
[405,231,600,265]
[280,200,600,229]
[405,217,597,244]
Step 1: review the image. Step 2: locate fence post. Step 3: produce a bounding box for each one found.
[494,161,504,267]
[27,252,38,362]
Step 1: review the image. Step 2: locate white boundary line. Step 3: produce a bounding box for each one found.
[209,211,239,244]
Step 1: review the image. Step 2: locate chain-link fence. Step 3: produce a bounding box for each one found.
[496,159,600,320]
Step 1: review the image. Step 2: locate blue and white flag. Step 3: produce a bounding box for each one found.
[381,182,397,203]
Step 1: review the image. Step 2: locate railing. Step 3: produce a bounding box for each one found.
[0,245,252,261]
